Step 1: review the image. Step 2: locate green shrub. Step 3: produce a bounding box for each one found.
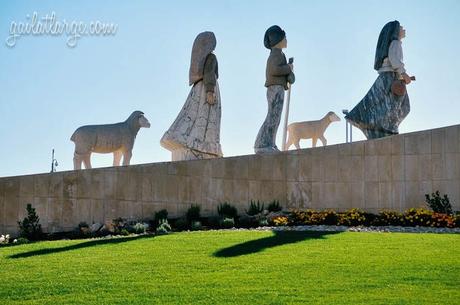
[132,222,148,234]
[77,222,91,237]
[267,200,282,212]
[18,204,43,241]
[221,218,235,229]
[156,219,171,235]
[191,221,202,231]
[238,215,258,228]
[425,191,453,215]
[402,208,433,227]
[207,216,222,229]
[111,217,127,234]
[373,210,403,226]
[258,218,269,227]
[338,208,366,226]
[154,209,168,226]
[186,205,201,223]
[217,202,238,219]
[14,237,30,245]
[120,229,130,236]
[174,218,189,231]
[246,200,264,216]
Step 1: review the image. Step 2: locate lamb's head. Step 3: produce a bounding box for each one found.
[127,111,151,132]
[326,111,341,123]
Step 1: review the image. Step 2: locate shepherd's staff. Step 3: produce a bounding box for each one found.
[282,57,294,151]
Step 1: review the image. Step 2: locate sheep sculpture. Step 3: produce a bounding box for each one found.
[286,111,341,150]
[71,111,151,170]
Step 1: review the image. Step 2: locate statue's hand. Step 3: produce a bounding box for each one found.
[288,63,294,71]
[206,92,215,105]
[402,73,412,85]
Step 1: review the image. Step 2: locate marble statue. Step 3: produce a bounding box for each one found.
[71,111,151,170]
[345,20,415,139]
[286,111,341,149]
[160,31,223,161]
[254,25,295,154]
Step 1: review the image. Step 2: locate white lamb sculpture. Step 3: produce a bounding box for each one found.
[286,111,341,149]
[71,111,151,170]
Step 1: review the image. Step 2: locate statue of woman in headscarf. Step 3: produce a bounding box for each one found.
[345,20,415,139]
[254,25,295,154]
[161,31,223,161]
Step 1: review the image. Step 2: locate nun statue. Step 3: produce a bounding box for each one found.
[254,25,295,154]
[345,20,415,139]
[161,31,223,161]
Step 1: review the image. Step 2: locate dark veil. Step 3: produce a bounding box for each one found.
[374,20,400,71]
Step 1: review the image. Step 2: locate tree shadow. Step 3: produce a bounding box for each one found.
[213,231,340,258]
[8,234,154,259]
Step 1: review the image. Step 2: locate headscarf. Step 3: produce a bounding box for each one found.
[189,31,216,85]
[374,20,400,70]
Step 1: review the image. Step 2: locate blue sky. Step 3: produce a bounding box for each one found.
[1,0,459,177]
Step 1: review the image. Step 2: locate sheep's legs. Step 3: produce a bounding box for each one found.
[113,151,122,166]
[319,135,327,146]
[73,153,82,170]
[82,154,92,169]
[122,151,132,166]
[312,138,318,147]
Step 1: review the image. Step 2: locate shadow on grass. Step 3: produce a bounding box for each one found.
[8,234,154,259]
[214,231,340,258]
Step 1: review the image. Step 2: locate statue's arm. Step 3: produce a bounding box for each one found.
[203,53,217,93]
[269,52,292,76]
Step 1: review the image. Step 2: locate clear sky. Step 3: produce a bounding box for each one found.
[1,0,459,177]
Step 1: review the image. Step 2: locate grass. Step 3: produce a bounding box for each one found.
[0,230,459,304]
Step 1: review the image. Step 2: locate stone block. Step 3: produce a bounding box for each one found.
[62,199,78,229]
[431,128,446,154]
[445,125,459,153]
[286,153,300,181]
[364,156,378,181]
[391,155,404,181]
[404,155,419,181]
[337,156,353,182]
[419,154,432,181]
[298,152,312,182]
[378,155,392,182]
[91,199,105,224]
[391,135,404,155]
[445,153,459,179]
[364,181,379,209]
[378,182,392,210]
[63,171,78,199]
[272,154,286,181]
[404,131,431,155]
[286,181,311,209]
[19,175,34,196]
[351,141,364,155]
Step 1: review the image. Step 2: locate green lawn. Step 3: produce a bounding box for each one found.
[0,230,459,304]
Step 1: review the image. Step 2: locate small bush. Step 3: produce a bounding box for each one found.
[186,204,201,223]
[217,202,238,219]
[120,229,130,236]
[338,208,366,226]
[0,234,10,245]
[402,208,433,227]
[191,220,202,231]
[221,217,235,229]
[132,222,148,234]
[425,191,453,215]
[272,216,289,226]
[111,217,126,234]
[238,215,258,228]
[174,218,189,231]
[207,216,222,229]
[373,210,403,226]
[267,200,282,212]
[13,237,30,245]
[156,219,171,235]
[154,209,168,226]
[258,218,269,227]
[246,200,264,216]
[18,204,43,241]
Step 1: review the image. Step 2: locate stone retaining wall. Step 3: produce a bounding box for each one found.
[1,124,460,235]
